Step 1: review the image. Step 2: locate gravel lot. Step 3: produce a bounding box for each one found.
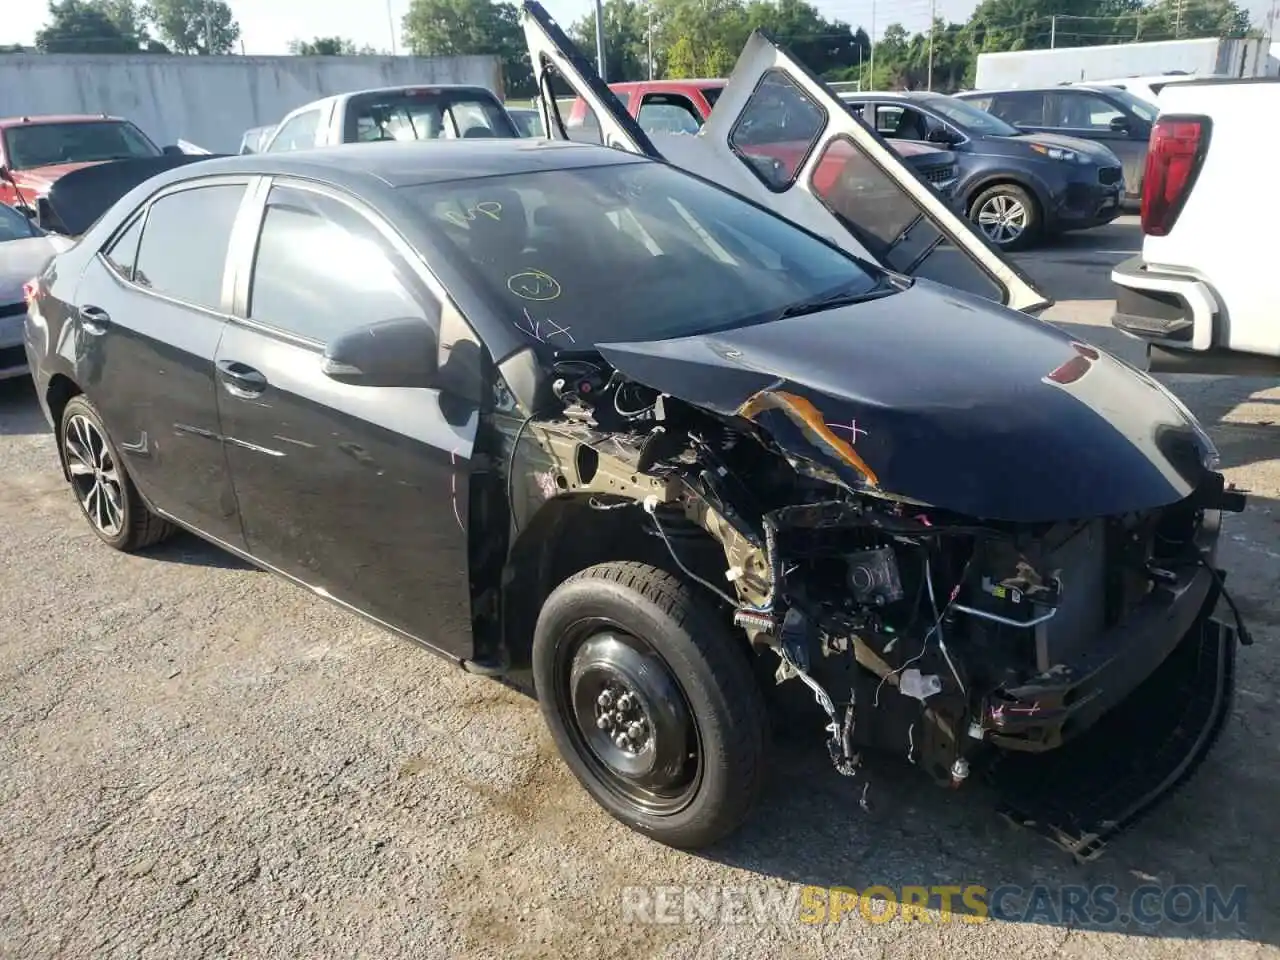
[2,217,1277,958]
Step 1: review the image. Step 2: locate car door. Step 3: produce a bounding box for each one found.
[1041,90,1149,201]
[520,0,1048,313]
[70,176,251,548]
[214,177,479,659]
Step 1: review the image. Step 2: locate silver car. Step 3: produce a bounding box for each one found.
[1,204,71,380]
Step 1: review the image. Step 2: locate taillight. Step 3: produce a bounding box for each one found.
[1140,116,1210,237]
[1044,342,1099,385]
[22,279,39,306]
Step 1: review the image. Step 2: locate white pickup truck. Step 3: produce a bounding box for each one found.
[257,85,521,153]
[1110,76,1280,376]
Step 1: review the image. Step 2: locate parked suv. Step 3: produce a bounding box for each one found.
[842,91,1124,250]
[954,85,1157,207]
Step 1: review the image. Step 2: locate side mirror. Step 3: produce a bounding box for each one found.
[322,316,439,388]
[14,205,36,221]
[161,144,185,155]
[927,126,958,145]
[1109,116,1131,134]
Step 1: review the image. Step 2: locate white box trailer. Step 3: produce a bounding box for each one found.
[974,37,1273,89]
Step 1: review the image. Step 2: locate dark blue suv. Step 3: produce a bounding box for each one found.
[842,91,1125,250]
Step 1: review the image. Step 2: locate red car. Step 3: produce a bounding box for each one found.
[0,115,172,228]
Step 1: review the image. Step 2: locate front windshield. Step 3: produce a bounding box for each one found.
[406,161,886,346]
[1104,87,1158,123]
[925,96,1021,137]
[0,203,40,241]
[2,121,160,169]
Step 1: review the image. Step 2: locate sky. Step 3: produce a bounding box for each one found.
[7,0,1277,54]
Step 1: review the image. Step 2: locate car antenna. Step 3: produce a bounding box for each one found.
[0,166,37,223]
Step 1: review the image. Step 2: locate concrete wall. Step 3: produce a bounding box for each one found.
[0,54,505,154]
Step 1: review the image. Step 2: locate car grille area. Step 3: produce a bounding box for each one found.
[925,163,957,185]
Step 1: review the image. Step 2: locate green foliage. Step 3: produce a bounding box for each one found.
[402,0,533,96]
[288,36,376,56]
[143,0,239,54]
[36,0,152,52]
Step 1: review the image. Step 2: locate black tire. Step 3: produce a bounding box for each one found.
[59,395,175,552]
[532,561,768,849]
[968,182,1041,251]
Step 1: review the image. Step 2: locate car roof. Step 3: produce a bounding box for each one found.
[609,79,725,91]
[0,114,128,129]
[163,138,647,189]
[956,85,1114,95]
[290,84,501,111]
[841,90,940,101]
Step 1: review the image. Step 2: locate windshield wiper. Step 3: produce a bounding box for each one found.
[772,275,904,321]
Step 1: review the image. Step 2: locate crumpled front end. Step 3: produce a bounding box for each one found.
[510,301,1249,858]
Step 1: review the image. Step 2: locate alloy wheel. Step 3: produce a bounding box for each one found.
[64,414,124,537]
[976,193,1027,246]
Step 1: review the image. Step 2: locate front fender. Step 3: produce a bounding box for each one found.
[958,165,1055,218]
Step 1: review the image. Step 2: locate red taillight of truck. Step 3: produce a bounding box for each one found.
[1140,116,1211,237]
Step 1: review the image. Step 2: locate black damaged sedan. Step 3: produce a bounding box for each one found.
[22,136,1247,858]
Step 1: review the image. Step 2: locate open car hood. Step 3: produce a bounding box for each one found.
[598,279,1214,523]
[45,154,225,236]
[521,1,1049,314]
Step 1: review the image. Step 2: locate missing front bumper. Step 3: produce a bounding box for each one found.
[986,582,1237,862]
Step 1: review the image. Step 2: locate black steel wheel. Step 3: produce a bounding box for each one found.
[59,395,174,552]
[533,561,768,848]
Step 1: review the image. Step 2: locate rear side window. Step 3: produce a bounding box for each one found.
[990,91,1046,125]
[132,184,245,310]
[248,186,436,344]
[103,214,144,280]
[729,69,826,191]
[266,109,321,152]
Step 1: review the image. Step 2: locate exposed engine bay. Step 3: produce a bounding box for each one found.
[507,347,1250,859]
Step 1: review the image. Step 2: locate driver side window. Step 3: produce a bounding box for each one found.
[248,185,439,345]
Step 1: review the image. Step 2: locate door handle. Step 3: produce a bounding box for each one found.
[79,305,111,335]
[216,359,268,398]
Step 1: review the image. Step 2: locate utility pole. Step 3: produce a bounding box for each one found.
[926,0,935,90]
[387,0,398,55]
[868,0,875,89]
[647,2,653,80]
[595,0,607,82]
[1050,14,1056,48]
[1174,0,1183,38]
[204,2,212,54]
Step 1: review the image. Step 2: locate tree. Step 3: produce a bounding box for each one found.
[743,0,864,75]
[143,0,240,54]
[402,0,532,96]
[569,0,651,81]
[289,36,358,55]
[36,0,140,52]
[1134,0,1252,39]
